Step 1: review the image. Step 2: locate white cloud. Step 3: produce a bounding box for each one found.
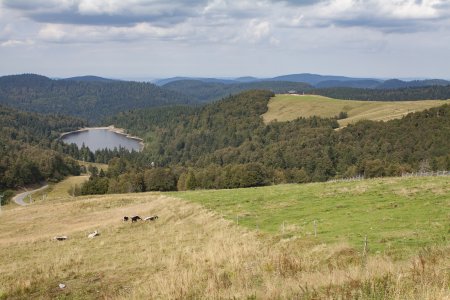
[1,39,34,47]
[38,24,67,42]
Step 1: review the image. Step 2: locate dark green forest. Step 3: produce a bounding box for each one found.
[0,105,87,202]
[312,85,450,101]
[0,74,191,122]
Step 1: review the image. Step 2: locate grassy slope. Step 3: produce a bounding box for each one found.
[262,94,449,126]
[1,177,449,299]
[172,176,450,257]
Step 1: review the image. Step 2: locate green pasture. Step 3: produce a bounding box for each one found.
[171,176,449,257]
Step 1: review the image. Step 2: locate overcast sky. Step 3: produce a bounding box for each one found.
[1,0,450,80]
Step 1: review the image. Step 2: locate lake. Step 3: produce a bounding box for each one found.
[61,128,142,152]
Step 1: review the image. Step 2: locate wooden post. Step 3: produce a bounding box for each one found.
[362,235,368,268]
[236,215,239,225]
[363,235,368,255]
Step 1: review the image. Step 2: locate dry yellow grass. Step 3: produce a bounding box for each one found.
[1,192,448,299]
[262,94,449,126]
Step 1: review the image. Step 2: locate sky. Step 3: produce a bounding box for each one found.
[1,0,450,80]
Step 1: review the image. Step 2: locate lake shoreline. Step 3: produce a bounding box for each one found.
[60,125,144,151]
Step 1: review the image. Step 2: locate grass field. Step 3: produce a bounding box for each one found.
[171,176,450,258]
[1,177,449,299]
[262,94,449,126]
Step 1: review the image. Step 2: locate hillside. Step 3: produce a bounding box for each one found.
[0,105,85,194]
[0,176,448,299]
[0,74,191,122]
[262,94,449,126]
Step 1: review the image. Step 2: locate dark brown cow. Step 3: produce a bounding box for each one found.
[131,216,142,222]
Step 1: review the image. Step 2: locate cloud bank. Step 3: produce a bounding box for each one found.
[1,0,449,78]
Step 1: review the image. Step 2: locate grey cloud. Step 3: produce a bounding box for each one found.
[2,0,208,26]
[30,11,190,27]
[271,0,324,6]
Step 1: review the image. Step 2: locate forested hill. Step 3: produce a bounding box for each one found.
[0,74,191,122]
[0,105,85,194]
[162,80,312,102]
[102,90,450,192]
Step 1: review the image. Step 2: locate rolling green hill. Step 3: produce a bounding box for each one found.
[262,94,449,126]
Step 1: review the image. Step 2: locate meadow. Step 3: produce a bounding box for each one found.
[262,94,448,126]
[0,176,448,299]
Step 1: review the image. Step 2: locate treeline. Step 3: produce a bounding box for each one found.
[81,90,450,194]
[0,74,191,122]
[312,85,450,101]
[0,105,85,202]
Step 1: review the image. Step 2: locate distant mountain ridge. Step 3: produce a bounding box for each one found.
[162,80,312,102]
[63,75,120,83]
[155,73,450,89]
[0,74,191,122]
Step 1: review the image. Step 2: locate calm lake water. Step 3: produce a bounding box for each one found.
[61,129,142,152]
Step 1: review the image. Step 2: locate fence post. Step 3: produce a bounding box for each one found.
[314,220,317,237]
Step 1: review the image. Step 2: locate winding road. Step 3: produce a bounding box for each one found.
[13,185,49,206]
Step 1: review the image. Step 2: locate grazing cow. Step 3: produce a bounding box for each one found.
[123,216,129,221]
[131,215,142,222]
[144,215,159,221]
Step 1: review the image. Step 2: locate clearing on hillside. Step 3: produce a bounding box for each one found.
[262,94,448,126]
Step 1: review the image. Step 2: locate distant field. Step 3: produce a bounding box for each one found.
[262,94,449,126]
[172,176,450,257]
[78,160,108,172]
[1,177,449,299]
